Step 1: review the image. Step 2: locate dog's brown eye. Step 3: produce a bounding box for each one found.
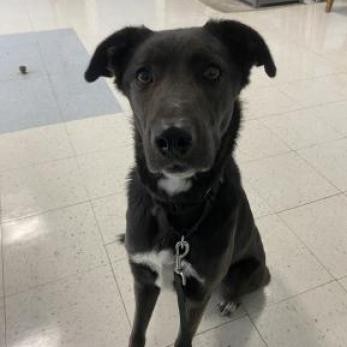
[136,68,153,85]
[203,66,221,81]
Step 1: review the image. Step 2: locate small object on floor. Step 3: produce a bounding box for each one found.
[19,65,27,74]
[217,300,240,316]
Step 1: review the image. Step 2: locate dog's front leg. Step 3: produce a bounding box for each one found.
[129,280,160,347]
[174,295,210,347]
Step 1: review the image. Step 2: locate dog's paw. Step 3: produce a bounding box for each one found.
[217,300,240,317]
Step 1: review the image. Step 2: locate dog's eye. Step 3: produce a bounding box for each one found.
[136,68,153,85]
[203,66,221,81]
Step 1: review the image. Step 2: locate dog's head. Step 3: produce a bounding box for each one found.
[85,21,275,179]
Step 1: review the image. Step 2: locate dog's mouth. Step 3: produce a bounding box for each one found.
[165,164,190,174]
[162,164,195,178]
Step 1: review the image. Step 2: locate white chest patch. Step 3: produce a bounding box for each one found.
[158,176,192,196]
[130,249,204,290]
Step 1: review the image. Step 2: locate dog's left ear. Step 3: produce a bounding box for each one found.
[204,20,276,87]
[85,26,153,89]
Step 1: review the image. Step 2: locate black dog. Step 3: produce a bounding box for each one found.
[85,20,276,347]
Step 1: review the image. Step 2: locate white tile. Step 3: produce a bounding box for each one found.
[65,113,133,155]
[0,225,3,298]
[263,108,342,150]
[2,203,108,295]
[279,77,346,109]
[242,179,273,218]
[299,138,347,192]
[316,74,347,98]
[0,158,88,221]
[193,316,266,347]
[77,149,133,199]
[6,266,130,347]
[235,120,290,162]
[113,259,245,347]
[240,152,337,212]
[280,194,347,279]
[105,241,127,265]
[92,193,128,245]
[269,41,341,84]
[242,215,332,312]
[241,86,296,119]
[0,0,32,34]
[0,306,5,347]
[340,277,347,292]
[0,124,74,172]
[251,282,347,347]
[314,101,347,136]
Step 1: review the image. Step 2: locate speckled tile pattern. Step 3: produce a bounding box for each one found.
[1,0,347,346]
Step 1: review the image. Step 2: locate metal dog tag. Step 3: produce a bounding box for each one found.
[175,236,190,286]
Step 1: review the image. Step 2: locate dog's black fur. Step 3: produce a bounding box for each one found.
[85,20,276,347]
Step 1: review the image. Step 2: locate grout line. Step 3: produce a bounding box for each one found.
[243,278,337,317]
[0,154,77,175]
[274,191,343,215]
[0,225,8,347]
[89,201,132,328]
[295,147,344,194]
[247,312,269,347]
[336,278,347,294]
[242,96,347,122]
[277,213,339,281]
[258,114,346,152]
[192,314,247,338]
[1,262,107,299]
[0,198,91,225]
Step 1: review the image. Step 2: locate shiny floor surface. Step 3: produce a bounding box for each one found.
[1,0,347,346]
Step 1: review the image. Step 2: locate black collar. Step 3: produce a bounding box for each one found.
[151,176,223,245]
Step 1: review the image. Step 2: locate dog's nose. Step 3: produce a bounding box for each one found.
[155,127,193,157]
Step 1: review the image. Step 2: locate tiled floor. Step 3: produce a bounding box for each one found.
[1,0,347,346]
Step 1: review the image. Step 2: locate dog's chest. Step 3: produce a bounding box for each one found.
[130,249,204,290]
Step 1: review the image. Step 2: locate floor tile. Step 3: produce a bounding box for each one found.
[0,0,32,34]
[316,73,347,98]
[92,193,127,245]
[36,28,89,77]
[241,86,296,119]
[0,75,61,134]
[235,119,290,162]
[340,277,347,292]
[240,152,337,212]
[5,266,130,347]
[269,41,341,84]
[242,215,332,312]
[280,194,347,279]
[0,225,3,298]
[251,282,347,347]
[50,71,121,122]
[0,32,45,81]
[314,101,347,136]
[113,259,245,347]
[262,108,343,150]
[65,113,133,155]
[279,77,346,109]
[0,123,74,172]
[299,138,347,192]
[0,158,88,221]
[105,241,127,265]
[242,179,273,218]
[2,203,108,295]
[77,149,133,200]
[0,305,5,347]
[193,316,266,347]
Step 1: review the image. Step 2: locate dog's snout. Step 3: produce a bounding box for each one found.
[155,127,193,157]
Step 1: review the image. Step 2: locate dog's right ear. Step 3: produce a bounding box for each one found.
[85,26,153,89]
